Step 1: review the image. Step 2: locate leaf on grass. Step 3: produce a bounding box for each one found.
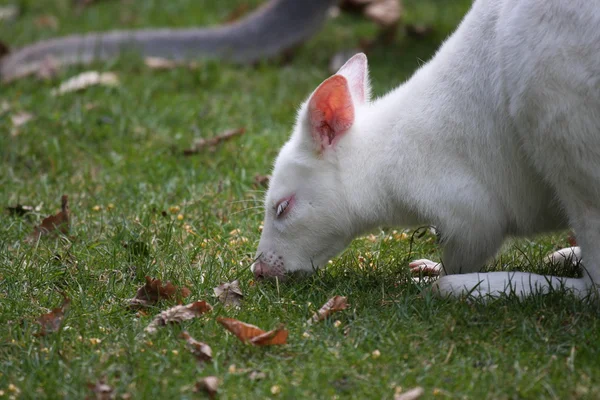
[145,301,212,334]
[405,24,434,39]
[194,376,219,399]
[34,14,59,30]
[307,296,348,324]
[87,378,114,400]
[248,370,266,381]
[144,57,198,70]
[217,317,288,346]
[128,276,191,309]
[568,231,577,247]
[51,71,119,96]
[6,204,34,216]
[35,295,71,336]
[213,280,243,308]
[28,195,69,241]
[253,174,270,188]
[144,57,178,70]
[0,5,19,22]
[183,128,245,155]
[180,331,212,363]
[11,111,34,127]
[364,0,402,28]
[394,387,424,400]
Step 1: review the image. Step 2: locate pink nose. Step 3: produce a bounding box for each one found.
[252,260,269,279]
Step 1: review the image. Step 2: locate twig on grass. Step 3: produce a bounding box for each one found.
[183,127,245,155]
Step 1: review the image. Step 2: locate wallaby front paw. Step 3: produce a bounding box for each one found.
[409,259,443,276]
[544,246,581,267]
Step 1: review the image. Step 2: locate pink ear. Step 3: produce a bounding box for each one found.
[308,75,354,152]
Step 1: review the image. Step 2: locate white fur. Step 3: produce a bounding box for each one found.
[253,0,600,300]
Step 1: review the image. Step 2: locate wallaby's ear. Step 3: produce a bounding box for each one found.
[336,53,371,104]
[308,75,354,152]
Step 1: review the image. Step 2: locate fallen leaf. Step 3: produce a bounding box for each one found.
[213,280,243,308]
[180,331,212,363]
[87,378,114,400]
[394,386,425,400]
[127,276,191,309]
[11,111,34,127]
[183,127,245,155]
[88,378,115,400]
[51,71,119,96]
[145,301,212,334]
[29,195,70,241]
[6,204,34,216]
[35,295,71,336]
[217,317,288,346]
[307,295,349,324]
[568,232,577,247]
[34,14,59,30]
[195,376,219,399]
[253,174,270,187]
[0,5,19,22]
[405,24,434,38]
[364,0,402,28]
[248,370,266,381]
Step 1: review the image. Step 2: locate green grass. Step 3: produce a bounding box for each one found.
[1,1,599,398]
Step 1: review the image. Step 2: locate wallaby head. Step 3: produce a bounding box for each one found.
[252,53,371,279]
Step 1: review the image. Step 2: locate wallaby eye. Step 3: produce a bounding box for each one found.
[275,196,293,218]
[276,199,289,218]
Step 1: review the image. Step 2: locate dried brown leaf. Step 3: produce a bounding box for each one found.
[405,24,434,38]
[394,387,425,400]
[127,276,191,309]
[52,71,119,96]
[29,195,69,241]
[195,376,219,399]
[34,14,59,30]
[253,174,270,188]
[364,0,402,28]
[180,331,212,363]
[35,295,71,336]
[217,317,288,346]
[213,280,243,308]
[87,378,114,400]
[568,231,577,247]
[145,301,212,334]
[308,295,349,324]
[183,128,245,155]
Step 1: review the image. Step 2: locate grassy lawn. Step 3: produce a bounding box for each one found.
[1,0,599,398]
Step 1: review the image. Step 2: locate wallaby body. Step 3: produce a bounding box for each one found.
[253,0,600,299]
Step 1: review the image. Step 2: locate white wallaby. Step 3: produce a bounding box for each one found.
[252,0,600,300]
